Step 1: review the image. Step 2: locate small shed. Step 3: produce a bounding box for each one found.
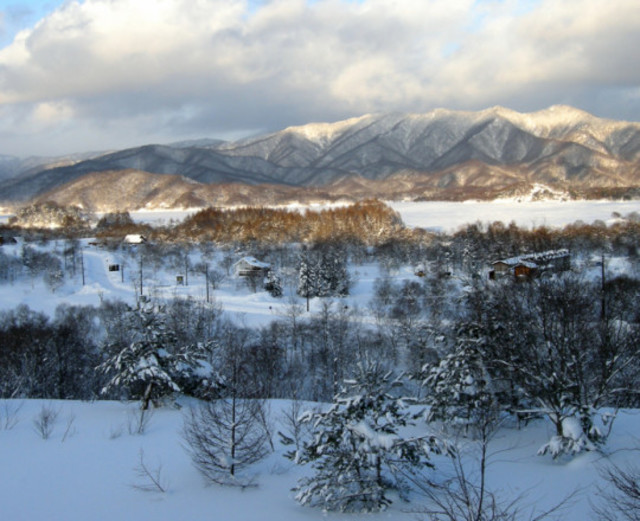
[234,256,270,278]
[123,234,147,245]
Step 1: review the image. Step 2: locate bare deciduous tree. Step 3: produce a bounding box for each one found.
[33,403,60,440]
[182,326,270,487]
[593,460,640,521]
[416,407,572,521]
[182,397,269,487]
[131,449,168,493]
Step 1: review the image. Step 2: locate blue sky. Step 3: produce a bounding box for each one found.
[0,0,638,156]
[0,0,57,45]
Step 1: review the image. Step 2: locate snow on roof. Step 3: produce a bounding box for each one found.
[516,260,538,269]
[236,256,270,269]
[493,249,569,267]
[124,234,146,244]
[492,257,523,267]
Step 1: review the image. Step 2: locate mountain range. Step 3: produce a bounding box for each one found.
[2,105,640,211]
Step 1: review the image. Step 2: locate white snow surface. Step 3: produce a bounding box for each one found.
[0,399,639,521]
[388,200,640,232]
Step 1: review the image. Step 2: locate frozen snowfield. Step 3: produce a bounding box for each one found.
[388,200,640,232]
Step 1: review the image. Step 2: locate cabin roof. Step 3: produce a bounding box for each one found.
[236,256,270,269]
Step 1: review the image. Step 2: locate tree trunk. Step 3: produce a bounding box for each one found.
[142,381,153,410]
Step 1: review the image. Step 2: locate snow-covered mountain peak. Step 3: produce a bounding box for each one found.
[467,104,629,143]
[483,105,521,118]
[284,114,373,143]
[530,104,596,125]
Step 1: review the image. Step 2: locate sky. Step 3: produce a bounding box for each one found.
[0,0,639,157]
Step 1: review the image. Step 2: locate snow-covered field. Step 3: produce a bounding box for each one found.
[389,200,640,232]
[1,398,638,521]
[0,400,640,521]
[2,200,640,520]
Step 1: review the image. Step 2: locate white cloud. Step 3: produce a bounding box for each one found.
[0,0,639,156]
[32,100,75,124]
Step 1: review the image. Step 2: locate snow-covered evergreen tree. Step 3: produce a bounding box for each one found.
[287,362,449,512]
[169,340,224,401]
[99,304,211,409]
[422,323,502,436]
[297,246,350,299]
[264,270,282,297]
[322,246,350,297]
[297,251,315,298]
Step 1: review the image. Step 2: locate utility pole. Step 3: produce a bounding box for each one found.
[205,264,210,303]
[601,252,606,321]
[80,248,85,286]
[304,246,310,312]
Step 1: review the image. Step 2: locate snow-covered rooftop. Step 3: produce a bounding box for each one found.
[124,234,146,244]
[236,256,270,269]
[493,249,570,268]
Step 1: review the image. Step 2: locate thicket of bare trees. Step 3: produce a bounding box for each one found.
[172,199,407,245]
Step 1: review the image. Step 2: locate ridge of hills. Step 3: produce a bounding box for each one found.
[2,105,640,211]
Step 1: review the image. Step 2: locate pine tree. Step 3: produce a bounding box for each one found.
[422,323,502,436]
[298,247,350,299]
[287,362,449,512]
[297,251,314,298]
[314,250,331,297]
[99,304,210,409]
[264,270,282,297]
[323,246,350,296]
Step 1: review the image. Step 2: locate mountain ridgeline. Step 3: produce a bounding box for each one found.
[2,105,640,210]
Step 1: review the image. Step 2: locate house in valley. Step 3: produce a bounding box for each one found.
[234,256,271,278]
[490,249,570,281]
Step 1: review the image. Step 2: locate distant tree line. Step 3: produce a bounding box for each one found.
[5,201,640,265]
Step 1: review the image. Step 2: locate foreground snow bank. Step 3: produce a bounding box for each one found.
[1,399,639,521]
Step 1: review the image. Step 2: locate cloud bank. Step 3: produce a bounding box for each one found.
[0,0,639,156]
